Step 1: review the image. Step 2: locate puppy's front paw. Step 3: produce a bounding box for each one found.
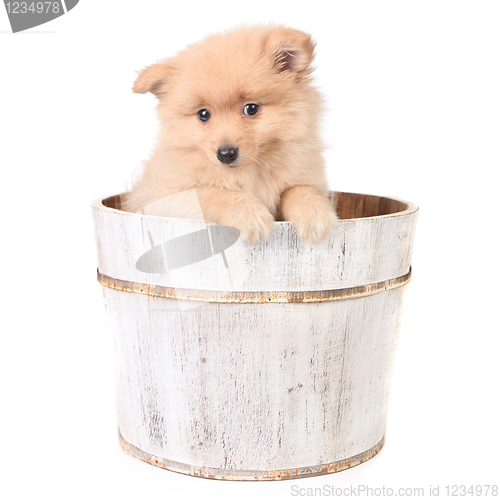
[291,201,338,244]
[219,203,274,244]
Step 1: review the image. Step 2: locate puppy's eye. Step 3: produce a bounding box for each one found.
[243,103,260,116]
[197,109,211,122]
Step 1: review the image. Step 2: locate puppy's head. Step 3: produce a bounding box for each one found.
[133,25,320,171]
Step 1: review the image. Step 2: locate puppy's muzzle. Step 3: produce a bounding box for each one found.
[216,146,239,166]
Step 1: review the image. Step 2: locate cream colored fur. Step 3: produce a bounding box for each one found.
[123,24,337,244]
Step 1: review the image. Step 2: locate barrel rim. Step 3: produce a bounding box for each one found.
[91,191,418,223]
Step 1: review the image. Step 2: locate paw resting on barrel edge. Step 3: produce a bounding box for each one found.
[218,202,275,244]
[290,201,338,244]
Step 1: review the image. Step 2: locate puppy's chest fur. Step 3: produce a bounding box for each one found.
[200,163,286,217]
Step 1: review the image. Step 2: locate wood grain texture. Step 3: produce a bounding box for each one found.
[92,191,418,476]
[91,192,418,293]
[103,286,406,471]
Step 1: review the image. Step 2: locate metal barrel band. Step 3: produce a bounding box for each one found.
[119,432,385,481]
[97,267,411,303]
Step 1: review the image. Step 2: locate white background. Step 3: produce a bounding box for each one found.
[1,1,499,499]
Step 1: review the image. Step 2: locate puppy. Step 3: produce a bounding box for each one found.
[123,25,338,244]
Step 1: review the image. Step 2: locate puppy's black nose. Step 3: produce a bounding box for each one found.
[216,146,239,165]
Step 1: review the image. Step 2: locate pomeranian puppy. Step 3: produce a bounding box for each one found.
[123,24,337,244]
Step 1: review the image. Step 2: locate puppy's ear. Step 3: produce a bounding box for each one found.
[265,27,315,78]
[132,60,175,97]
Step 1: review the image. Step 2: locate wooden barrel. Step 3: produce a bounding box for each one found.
[91,191,418,480]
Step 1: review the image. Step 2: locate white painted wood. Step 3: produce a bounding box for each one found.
[92,191,418,475]
[103,287,406,471]
[91,192,418,292]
